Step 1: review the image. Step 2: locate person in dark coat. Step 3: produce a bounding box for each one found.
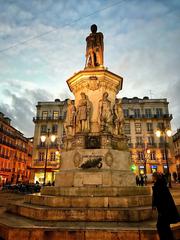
[152,172,180,240]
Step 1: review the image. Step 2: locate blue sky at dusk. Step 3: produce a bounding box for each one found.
[0,0,180,137]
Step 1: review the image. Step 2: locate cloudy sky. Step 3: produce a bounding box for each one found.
[0,0,179,137]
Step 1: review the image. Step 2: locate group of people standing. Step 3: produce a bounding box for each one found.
[135,174,146,186]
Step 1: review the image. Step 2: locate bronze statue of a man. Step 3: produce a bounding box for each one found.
[85,24,104,68]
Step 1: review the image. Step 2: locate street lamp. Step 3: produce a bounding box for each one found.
[144,148,150,185]
[155,128,172,188]
[40,129,56,185]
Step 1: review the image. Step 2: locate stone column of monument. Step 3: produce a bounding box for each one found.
[57,24,135,187]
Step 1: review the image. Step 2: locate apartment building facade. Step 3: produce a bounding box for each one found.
[32,96,176,183]
[0,112,33,185]
[122,96,176,175]
[173,129,180,179]
[31,99,66,184]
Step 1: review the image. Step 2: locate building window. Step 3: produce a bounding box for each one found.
[124,123,131,134]
[50,152,56,161]
[145,109,152,118]
[134,109,141,118]
[127,137,133,147]
[123,109,129,117]
[147,122,153,133]
[149,151,156,160]
[137,151,144,161]
[52,124,58,133]
[156,108,163,117]
[53,111,59,120]
[39,152,45,161]
[157,122,164,130]
[148,136,154,145]
[41,125,47,133]
[160,136,165,143]
[42,111,48,120]
[136,136,143,144]
[135,123,141,134]
[161,150,169,160]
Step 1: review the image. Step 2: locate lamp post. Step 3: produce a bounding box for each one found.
[40,129,56,186]
[144,148,150,185]
[155,128,172,188]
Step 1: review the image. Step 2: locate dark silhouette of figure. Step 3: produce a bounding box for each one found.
[139,174,144,186]
[173,172,178,183]
[152,172,180,240]
[136,175,140,186]
[85,24,104,67]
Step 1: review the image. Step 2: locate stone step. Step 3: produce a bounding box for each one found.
[8,202,153,222]
[24,194,152,208]
[41,186,151,197]
[1,212,180,240]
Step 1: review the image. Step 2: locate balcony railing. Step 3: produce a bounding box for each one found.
[124,114,172,120]
[0,127,16,139]
[135,143,145,148]
[33,159,59,168]
[0,154,9,159]
[128,143,134,148]
[158,142,170,148]
[33,116,65,123]
[147,143,157,148]
[37,143,59,149]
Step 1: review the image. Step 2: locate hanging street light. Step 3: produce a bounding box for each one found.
[155,127,172,188]
[40,129,56,186]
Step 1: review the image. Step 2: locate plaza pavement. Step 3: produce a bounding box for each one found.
[0,183,179,240]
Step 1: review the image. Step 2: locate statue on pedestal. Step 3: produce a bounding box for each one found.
[98,92,112,132]
[76,92,91,133]
[64,99,76,136]
[113,99,124,135]
[85,24,104,68]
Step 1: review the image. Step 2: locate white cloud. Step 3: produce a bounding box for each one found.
[0,0,179,135]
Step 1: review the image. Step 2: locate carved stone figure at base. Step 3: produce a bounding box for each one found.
[76,92,91,133]
[98,92,112,132]
[113,99,124,135]
[64,99,76,136]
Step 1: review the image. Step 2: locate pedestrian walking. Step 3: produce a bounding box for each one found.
[152,172,180,240]
[136,175,140,186]
[139,174,144,186]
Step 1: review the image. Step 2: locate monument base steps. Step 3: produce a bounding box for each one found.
[0,213,180,240]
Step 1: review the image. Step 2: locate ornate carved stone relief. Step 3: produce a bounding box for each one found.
[73,151,83,167]
[87,76,99,91]
[104,151,113,167]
